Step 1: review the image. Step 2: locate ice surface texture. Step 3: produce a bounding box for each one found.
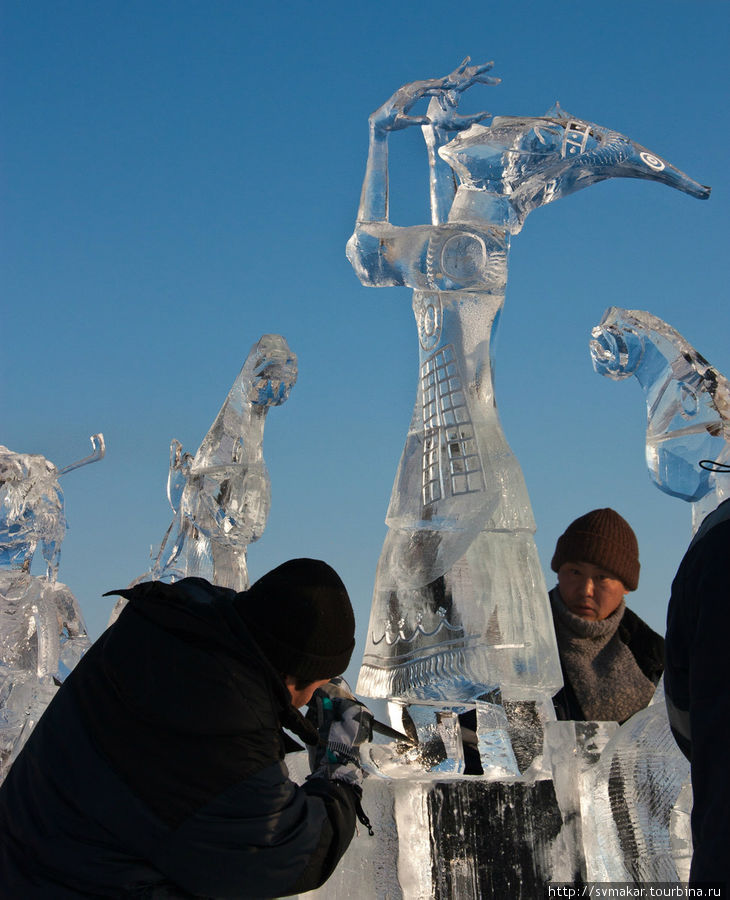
[347,59,709,702]
[592,307,730,531]
[580,682,692,883]
[131,334,297,595]
[0,439,102,780]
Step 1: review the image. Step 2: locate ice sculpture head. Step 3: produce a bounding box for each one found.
[248,334,298,408]
[591,308,730,502]
[440,105,710,232]
[0,447,65,577]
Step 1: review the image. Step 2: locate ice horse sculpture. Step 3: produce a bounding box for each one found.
[587,307,730,882]
[347,59,710,705]
[0,435,104,780]
[592,307,730,533]
[130,334,297,596]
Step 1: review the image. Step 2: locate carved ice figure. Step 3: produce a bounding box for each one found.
[587,308,730,881]
[347,59,710,703]
[0,436,104,780]
[591,307,730,533]
[125,335,297,603]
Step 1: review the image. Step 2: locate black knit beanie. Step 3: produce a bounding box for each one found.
[550,508,640,591]
[234,558,355,682]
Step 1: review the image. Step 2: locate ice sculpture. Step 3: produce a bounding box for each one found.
[128,335,297,598]
[580,680,692,884]
[588,308,730,881]
[592,307,730,532]
[347,59,710,704]
[0,436,104,780]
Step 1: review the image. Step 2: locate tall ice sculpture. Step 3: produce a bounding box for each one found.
[310,59,711,897]
[347,59,710,709]
[0,435,104,781]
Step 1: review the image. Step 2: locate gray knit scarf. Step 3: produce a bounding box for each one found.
[550,588,656,722]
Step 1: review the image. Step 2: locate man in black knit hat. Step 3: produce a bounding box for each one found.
[0,558,371,898]
[549,508,664,723]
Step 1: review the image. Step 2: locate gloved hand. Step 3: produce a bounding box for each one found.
[305,677,374,786]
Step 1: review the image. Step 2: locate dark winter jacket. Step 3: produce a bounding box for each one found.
[0,577,358,898]
[551,590,664,723]
[665,499,730,886]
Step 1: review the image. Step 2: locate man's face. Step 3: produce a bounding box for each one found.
[285,676,330,709]
[557,561,626,621]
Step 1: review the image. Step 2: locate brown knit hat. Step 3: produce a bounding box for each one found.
[550,508,640,591]
[234,558,355,682]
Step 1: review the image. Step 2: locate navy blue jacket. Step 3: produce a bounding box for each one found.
[0,578,358,898]
[665,502,730,887]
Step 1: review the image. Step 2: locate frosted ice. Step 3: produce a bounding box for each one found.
[125,335,297,600]
[0,438,103,780]
[592,307,730,531]
[348,59,708,704]
[580,681,692,883]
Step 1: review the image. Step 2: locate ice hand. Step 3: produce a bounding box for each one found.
[306,678,374,785]
[369,57,499,135]
[442,58,501,94]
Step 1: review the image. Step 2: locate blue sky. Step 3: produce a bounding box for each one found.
[3,1,729,686]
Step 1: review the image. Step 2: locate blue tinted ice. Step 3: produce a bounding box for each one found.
[591,307,730,528]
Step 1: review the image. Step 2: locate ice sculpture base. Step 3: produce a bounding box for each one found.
[290,709,690,898]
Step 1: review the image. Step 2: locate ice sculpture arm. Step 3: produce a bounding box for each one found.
[348,60,499,286]
[421,61,499,224]
[591,307,730,518]
[357,58,497,224]
[56,434,105,476]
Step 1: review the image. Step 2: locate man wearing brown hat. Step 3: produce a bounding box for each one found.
[0,558,371,898]
[549,508,664,723]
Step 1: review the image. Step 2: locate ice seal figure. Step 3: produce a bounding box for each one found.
[0,436,104,779]
[347,59,710,704]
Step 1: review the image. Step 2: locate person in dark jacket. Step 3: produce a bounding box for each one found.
[665,497,730,888]
[0,557,369,899]
[549,508,664,723]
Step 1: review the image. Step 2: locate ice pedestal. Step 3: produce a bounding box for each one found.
[292,767,573,900]
[292,734,582,899]
[294,706,689,898]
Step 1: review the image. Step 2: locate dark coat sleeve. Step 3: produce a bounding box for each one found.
[619,607,664,685]
[149,764,358,899]
[665,519,730,885]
